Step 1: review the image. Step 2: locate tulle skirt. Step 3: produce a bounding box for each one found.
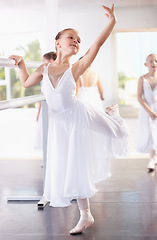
[77,86,104,112]
[43,100,129,207]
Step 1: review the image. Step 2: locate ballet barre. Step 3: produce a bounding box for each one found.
[0,58,49,209]
[0,94,45,110]
[0,57,43,69]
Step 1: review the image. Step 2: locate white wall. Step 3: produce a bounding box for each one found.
[116,5,157,30]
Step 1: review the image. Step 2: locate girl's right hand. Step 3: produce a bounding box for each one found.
[149,111,157,120]
[9,55,23,66]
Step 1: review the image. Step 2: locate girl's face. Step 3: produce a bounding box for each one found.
[145,55,157,71]
[56,30,81,56]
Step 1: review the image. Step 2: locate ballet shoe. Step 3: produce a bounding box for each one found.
[147,159,155,171]
[70,216,94,235]
[105,104,119,116]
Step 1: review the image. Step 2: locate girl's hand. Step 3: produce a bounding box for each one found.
[149,111,157,120]
[100,95,104,101]
[102,4,116,22]
[9,55,23,66]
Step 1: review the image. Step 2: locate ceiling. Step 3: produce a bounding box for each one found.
[0,0,157,11]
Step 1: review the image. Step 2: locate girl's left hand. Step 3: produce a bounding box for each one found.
[102,4,116,21]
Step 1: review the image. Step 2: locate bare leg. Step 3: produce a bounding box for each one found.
[147,150,156,171]
[70,198,94,235]
[151,150,157,164]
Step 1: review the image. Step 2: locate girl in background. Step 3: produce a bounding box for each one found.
[77,62,105,112]
[137,54,157,171]
[34,52,57,151]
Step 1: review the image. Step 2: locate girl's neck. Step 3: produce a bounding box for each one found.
[148,70,157,77]
[54,52,71,65]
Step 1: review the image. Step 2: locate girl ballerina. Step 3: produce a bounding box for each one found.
[10,4,129,235]
[34,51,57,151]
[76,62,105,112]
[137,54,157,171]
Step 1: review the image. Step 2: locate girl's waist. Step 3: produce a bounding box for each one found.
[48,101,76,115]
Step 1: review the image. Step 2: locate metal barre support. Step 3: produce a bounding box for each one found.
[6,99,49,209]
[0,58,48,209]
[0,94,45,110]
[7,196,42,201]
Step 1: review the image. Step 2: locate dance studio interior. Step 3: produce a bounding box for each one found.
[0,0,157,239]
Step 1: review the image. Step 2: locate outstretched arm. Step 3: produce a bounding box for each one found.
[137,76,157,120]
[73,4,116,80]
[9,55,44,88]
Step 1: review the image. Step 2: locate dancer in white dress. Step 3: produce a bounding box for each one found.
[34,52,57,151]
[10,4,129,235]
[77,66,104,112]
[137,54,157,171]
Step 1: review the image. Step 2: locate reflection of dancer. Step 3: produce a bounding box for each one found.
[137,54,157,171]
[34,52,57,150]
[10,4,129,235]
[77,65,104,112]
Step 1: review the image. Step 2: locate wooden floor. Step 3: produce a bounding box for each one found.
[1,157,157,240]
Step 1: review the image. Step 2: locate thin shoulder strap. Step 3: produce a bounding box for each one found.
[143,75,146,82]
[43,63,51,74]
[80,75,84,86]
[93,74,98,85]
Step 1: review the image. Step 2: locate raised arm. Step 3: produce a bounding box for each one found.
[137,76,157,120]
[9,55,44,88]
[73,4,116,80]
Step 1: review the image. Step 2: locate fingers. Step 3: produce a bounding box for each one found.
[9,55,22,65]
[9,55,17,65]
[111,3,114,12]
[103,4,114,12]
[102,4,116,23]
[102,4,114,12]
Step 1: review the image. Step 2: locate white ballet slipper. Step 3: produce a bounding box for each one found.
[70,210,94,235]
[147,159,155,170]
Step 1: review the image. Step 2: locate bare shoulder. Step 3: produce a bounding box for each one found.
[137,76,144,95]
[96,73,101,82]
[36,63,48,75]
[138,75,144,83]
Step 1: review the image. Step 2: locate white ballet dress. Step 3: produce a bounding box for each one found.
[77,75,104,112]
[41,64,129,207]
[137,76,157,153]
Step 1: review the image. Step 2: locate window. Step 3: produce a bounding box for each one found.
[0,32,44,105]
[116,31,157,106]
